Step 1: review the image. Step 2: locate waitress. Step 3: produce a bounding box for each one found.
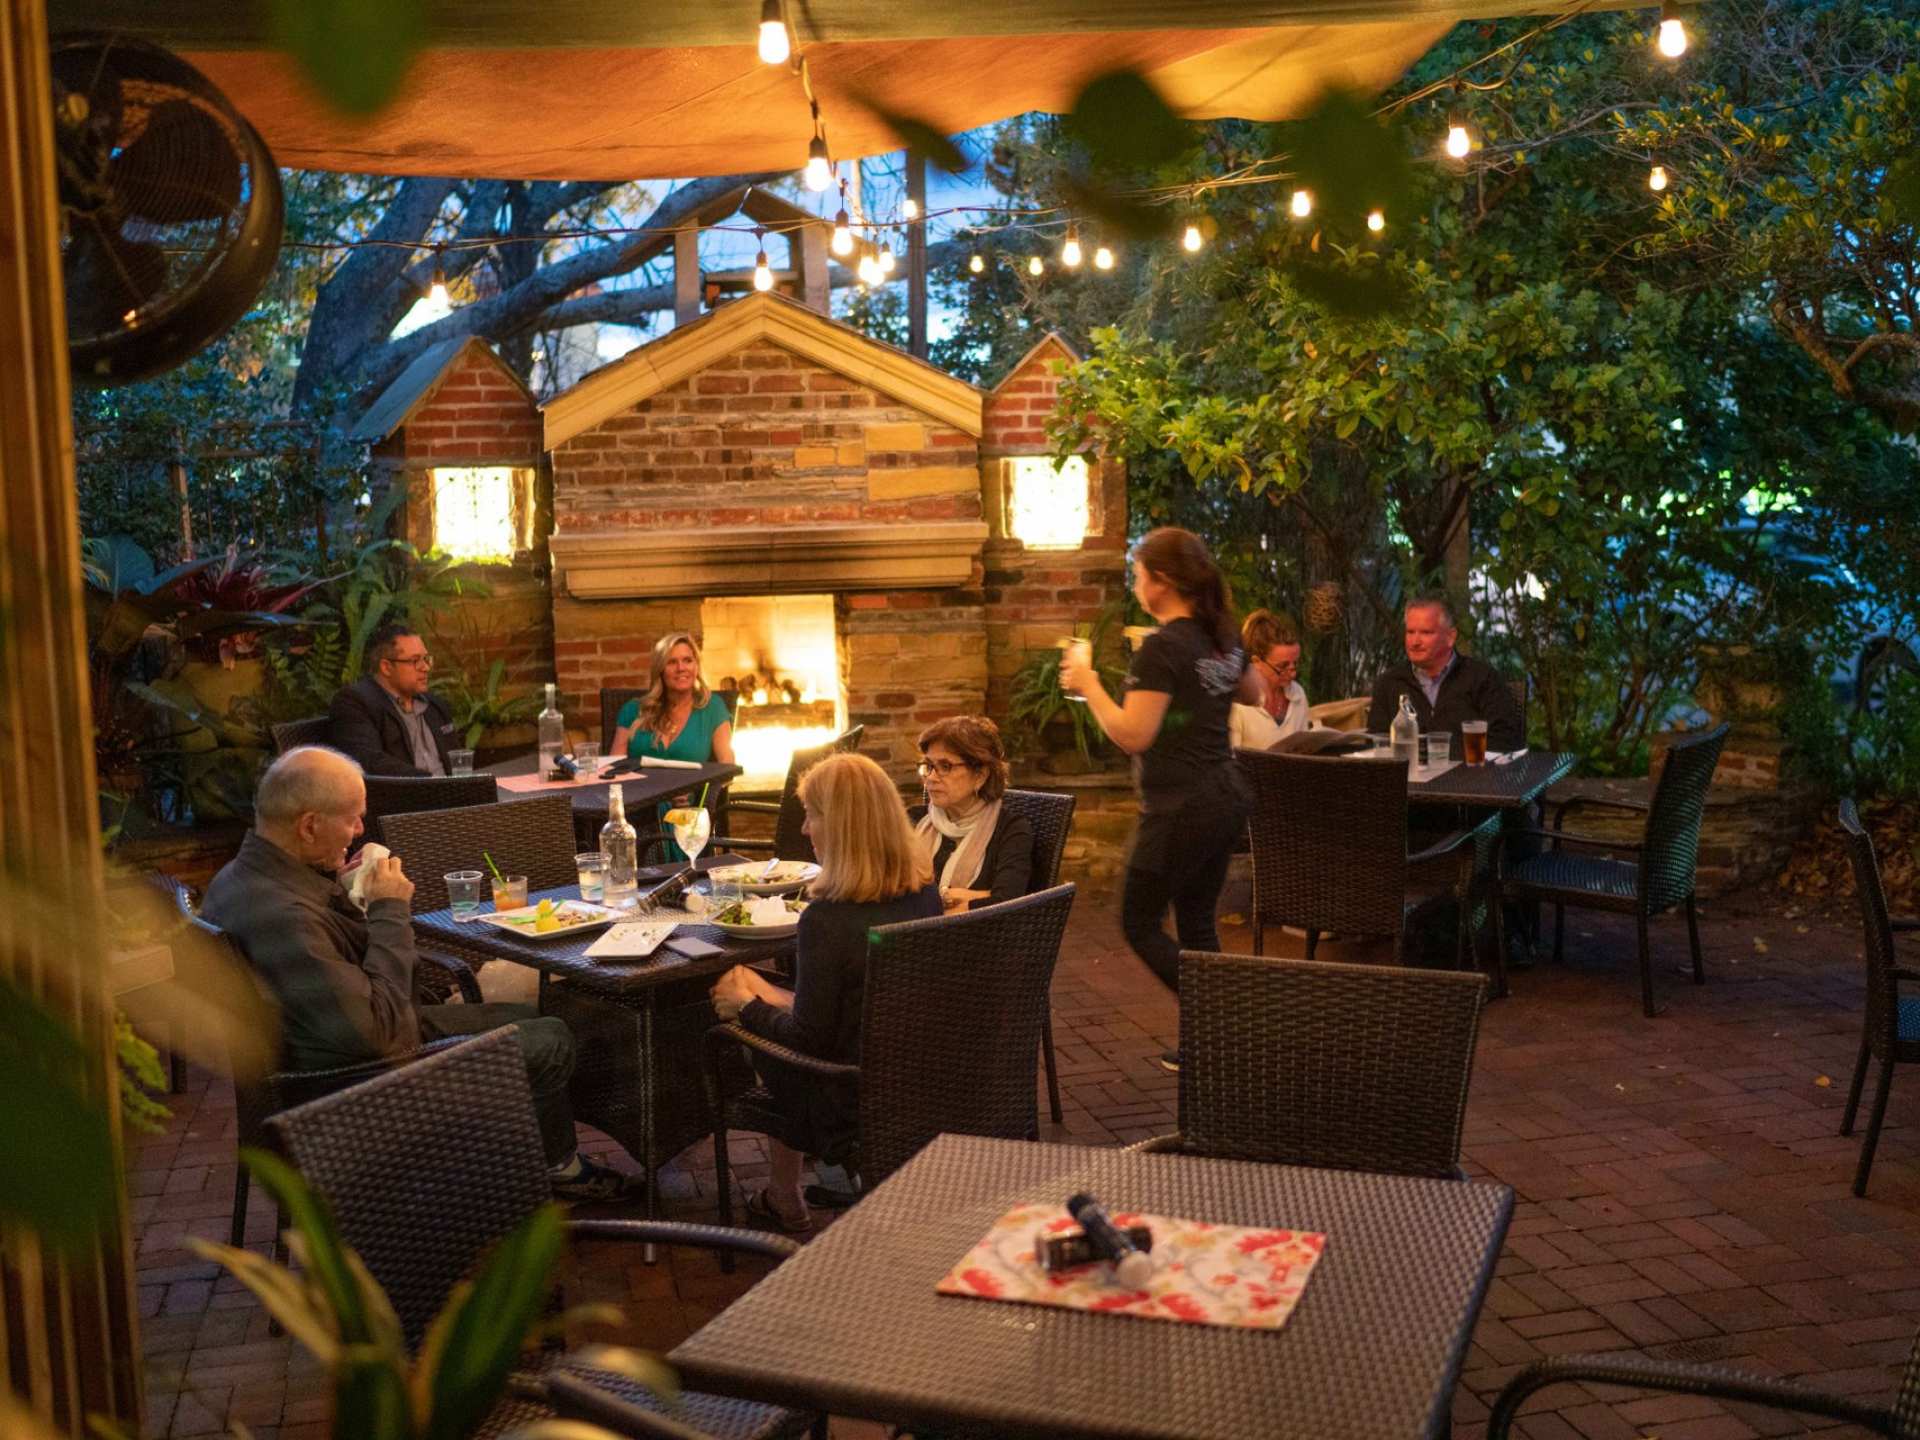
[609,631,736,857]
[1060,527,1261,1073]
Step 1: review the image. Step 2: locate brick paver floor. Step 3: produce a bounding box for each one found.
[132,883,1918,1439]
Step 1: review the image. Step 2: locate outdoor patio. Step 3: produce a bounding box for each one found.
[133,885,1916,1440]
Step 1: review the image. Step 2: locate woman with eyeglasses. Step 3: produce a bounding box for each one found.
[907,716,1034,915]
[1229,609,1312,751]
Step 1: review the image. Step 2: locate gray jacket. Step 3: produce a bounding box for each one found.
[201,830,420,1071]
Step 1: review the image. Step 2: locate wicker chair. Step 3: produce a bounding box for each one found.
[1838,798,1920,1197]
[1488,1331,1920,1440]
[599,686,648,754]
[711,725,865,862]
[1000,788,1077,1125]
[1239,748,1501,972]
[269,714,332,755]
[708,884,1076,1232]
[380,792,578,914]
[1497,722,1729,1017]
[1134,950,1486,1179]
[268,1029,821,1440]
[363,772,500,843]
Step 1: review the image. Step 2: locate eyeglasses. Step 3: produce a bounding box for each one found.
[387,652,433,669]
[1257,655,1299,676]
[917,759,976,778]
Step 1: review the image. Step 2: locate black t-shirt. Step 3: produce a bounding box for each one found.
[1126,617,1245,807]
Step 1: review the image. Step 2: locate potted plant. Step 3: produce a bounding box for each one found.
[1009,607,1127,773]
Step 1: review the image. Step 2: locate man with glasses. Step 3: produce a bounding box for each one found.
[328,623,458,776]
[1229,610,1312,750]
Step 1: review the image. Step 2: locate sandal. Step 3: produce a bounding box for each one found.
[743,1187,813,1235]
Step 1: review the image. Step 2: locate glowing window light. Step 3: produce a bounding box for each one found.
[1007,455,1092,551]
[432,466,522,561]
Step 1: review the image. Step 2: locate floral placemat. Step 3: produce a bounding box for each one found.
[936,1203,1327,1329]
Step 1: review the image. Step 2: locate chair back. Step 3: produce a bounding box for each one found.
[771,725,865,861]
[858,884,1075,1184]
[598,687,647,754]
[364,773,500,844]
[1840,799,1903,1060]
[999,788,1076,892]
[1507,676,1529,742]
[268,1029,551,1351]
[381,793,577,913]
[1240,749,1410,940]
[1640,723,1729,913]
[270,715,332,756]
[1177,950,1487,1178]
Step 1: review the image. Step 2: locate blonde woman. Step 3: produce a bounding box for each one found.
[609,631,735,858]
[710,752,939,1232]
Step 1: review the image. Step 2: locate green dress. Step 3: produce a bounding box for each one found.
[616,693,730,859]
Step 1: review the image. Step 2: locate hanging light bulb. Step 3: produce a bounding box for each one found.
[831,209,853,256]
[804,135,832,191]
[1366,209,1386,233]
[878,246,895,275]
[1656,1,1688,58]
[1648,163,1670,192]
[1182,222,1203,253]
[902,197,919,220]
[1093,244,1115,270]
[428,249,448,305]
[969,252,985,274]
[1027,255,1044,276]
[752,231,773,292]
[758,0,790,63]
[856,248,877,286]
[1061,225,1083,268]
[1290,189,1313,219]
[1445,116,1471,159]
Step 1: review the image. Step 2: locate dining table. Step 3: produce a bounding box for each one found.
[670,1133,1514,1440]
[487,753,741,849]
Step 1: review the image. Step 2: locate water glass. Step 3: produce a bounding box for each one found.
[1422,732,1452,769]
[575,740,601,773]
[575,851,608,904]
[448,748,475,776]
[709,875,744,914]
[1461,719,1489,765]
[446,870,486,922]
[491,874,529,911]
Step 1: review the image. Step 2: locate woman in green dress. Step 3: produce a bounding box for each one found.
[609,631,735,857]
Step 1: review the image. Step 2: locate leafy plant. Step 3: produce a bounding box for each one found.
[1008,606,1127,761]
[114,1013,170,1138]
[0,972,118,1248]
[434,659,544,748]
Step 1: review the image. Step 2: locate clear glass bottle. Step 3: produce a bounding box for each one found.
[537,682,566,776]
[1391,693,1419,767]
[600,786,639,908]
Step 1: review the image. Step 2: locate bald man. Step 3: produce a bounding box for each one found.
[202,746,631,1202]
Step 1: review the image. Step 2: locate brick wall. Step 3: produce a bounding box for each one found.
[842,590,989,776]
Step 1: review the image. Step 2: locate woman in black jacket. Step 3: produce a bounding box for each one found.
[709,751,940,1232]
[907,716,1034,913]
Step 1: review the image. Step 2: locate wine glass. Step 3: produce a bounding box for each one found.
[674,806,712,865]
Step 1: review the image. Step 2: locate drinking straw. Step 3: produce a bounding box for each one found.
[696,781,710,811]
[482,851,505,885]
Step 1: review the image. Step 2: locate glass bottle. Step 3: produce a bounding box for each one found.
[600,786,639,908]
[537,682,566,776]
[1391,693,1419,768]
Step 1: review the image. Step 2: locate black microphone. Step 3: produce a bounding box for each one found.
[1065,1191,1154,1287]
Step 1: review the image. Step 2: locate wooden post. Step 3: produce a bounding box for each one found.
[907,151,928,359]
[673,221,700,327]
[796,223,828,315]
[0,0,143,1432]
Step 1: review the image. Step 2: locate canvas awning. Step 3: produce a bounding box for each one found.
[49,0,1621,180]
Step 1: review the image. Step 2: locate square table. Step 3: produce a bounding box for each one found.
[488,754,741,847]
[671,1134,1513,1440]
[1408,750,1577,810]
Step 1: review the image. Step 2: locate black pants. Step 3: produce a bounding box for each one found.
[1121,842,1236,995]
[419,1003,578,1167]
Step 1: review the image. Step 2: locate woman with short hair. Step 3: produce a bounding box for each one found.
[709,752,941,1231]
[909,715,1035,914]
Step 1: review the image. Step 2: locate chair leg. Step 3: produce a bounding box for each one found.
[1252,911,1264,957]
[713,1115,736,1274]
[1855,1057,1897,1197]
[1488,888,1510,1000]
[1842,1033,1871,1136]
[1637,912,1658,1018]
[1040,1011,1063,1125]
[1305,928,1319,961]
[229,1165,251,1248]
[1552,903,1565,966]
[1685,892,1705,985]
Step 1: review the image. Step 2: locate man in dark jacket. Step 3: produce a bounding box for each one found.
[201,745,630,1201]
[328,623,457,776]
[1367,596,1525,752]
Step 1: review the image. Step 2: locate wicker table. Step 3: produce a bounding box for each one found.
[1408,750,1578,809]
[671,1134,1513,1440]
[414,859,791,1234]
[489,755,740,848]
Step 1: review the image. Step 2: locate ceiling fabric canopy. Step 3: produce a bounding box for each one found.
[49,1,1625,180]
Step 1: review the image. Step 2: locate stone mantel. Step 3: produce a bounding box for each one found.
[549,521,988,599]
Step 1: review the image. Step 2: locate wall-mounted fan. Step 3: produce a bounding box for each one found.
[51,35,284,388]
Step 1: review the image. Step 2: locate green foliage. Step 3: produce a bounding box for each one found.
[267,0,428,117]
[434,660,544,749]
[1007,607,1126,760]
[0,973,117,1247]
[1786,670,1920,802]
[114,1013,171,1139]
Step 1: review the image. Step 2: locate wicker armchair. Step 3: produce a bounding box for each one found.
[1838,798,1920,1197]
[363,772,500,843]
[267,1029,820,1440]
[1488,1336,1920,1440]
[1239,748,1501,972]
[708,884,1076,1231]
[1000,788,1077,1125]
[712,726,864,862]
[269,714,332,755]
[1498,722,1729,1017]
[380,792,578,914]
[1133,950,1486,1179]
[599,686,648,753]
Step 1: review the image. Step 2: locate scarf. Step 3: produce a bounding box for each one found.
[916,798,1003,893]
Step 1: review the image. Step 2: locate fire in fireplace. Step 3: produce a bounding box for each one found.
[700,595,843,789]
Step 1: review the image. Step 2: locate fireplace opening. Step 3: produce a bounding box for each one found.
[700,594,844,789]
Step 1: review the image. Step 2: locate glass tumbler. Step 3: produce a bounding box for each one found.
[448,748,475,776]
[446,870,486,922]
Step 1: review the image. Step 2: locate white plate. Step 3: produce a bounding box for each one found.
[474,900,626,941]
[711,917,800,939]
[705,860,820,895]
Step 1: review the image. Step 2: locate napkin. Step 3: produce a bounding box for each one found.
[1489,749,1529,765]
[745,895,792,926]
[341,842,391,912]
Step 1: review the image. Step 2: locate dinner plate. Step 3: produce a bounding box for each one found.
[474,900,626,941]
[705,860,820,895]
[711,917,800,939]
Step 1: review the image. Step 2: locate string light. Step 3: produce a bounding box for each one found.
[757,0,790,64]
[831,208,853,256]
[1648,163,1669,192]
[969,252,985,274]
[1093,244,1115,270]
[1290,189,1313,219]
[1027,255,1044,276]
[1366,209,1386,232]
[856,247,879,285]
[1061,225,1083,267]
[902,197,919,220]
[878,246,895,275]
[427,248,448,305]
[1444,115,1471,159]
[804,134,832,191]
[1656,1,1687,58]
[1182,222,1203,252]
[752,230,773,292]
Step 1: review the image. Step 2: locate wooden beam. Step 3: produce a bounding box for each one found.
[796,226,828,316]
[673,222,700,327]
[907,151,928,360]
